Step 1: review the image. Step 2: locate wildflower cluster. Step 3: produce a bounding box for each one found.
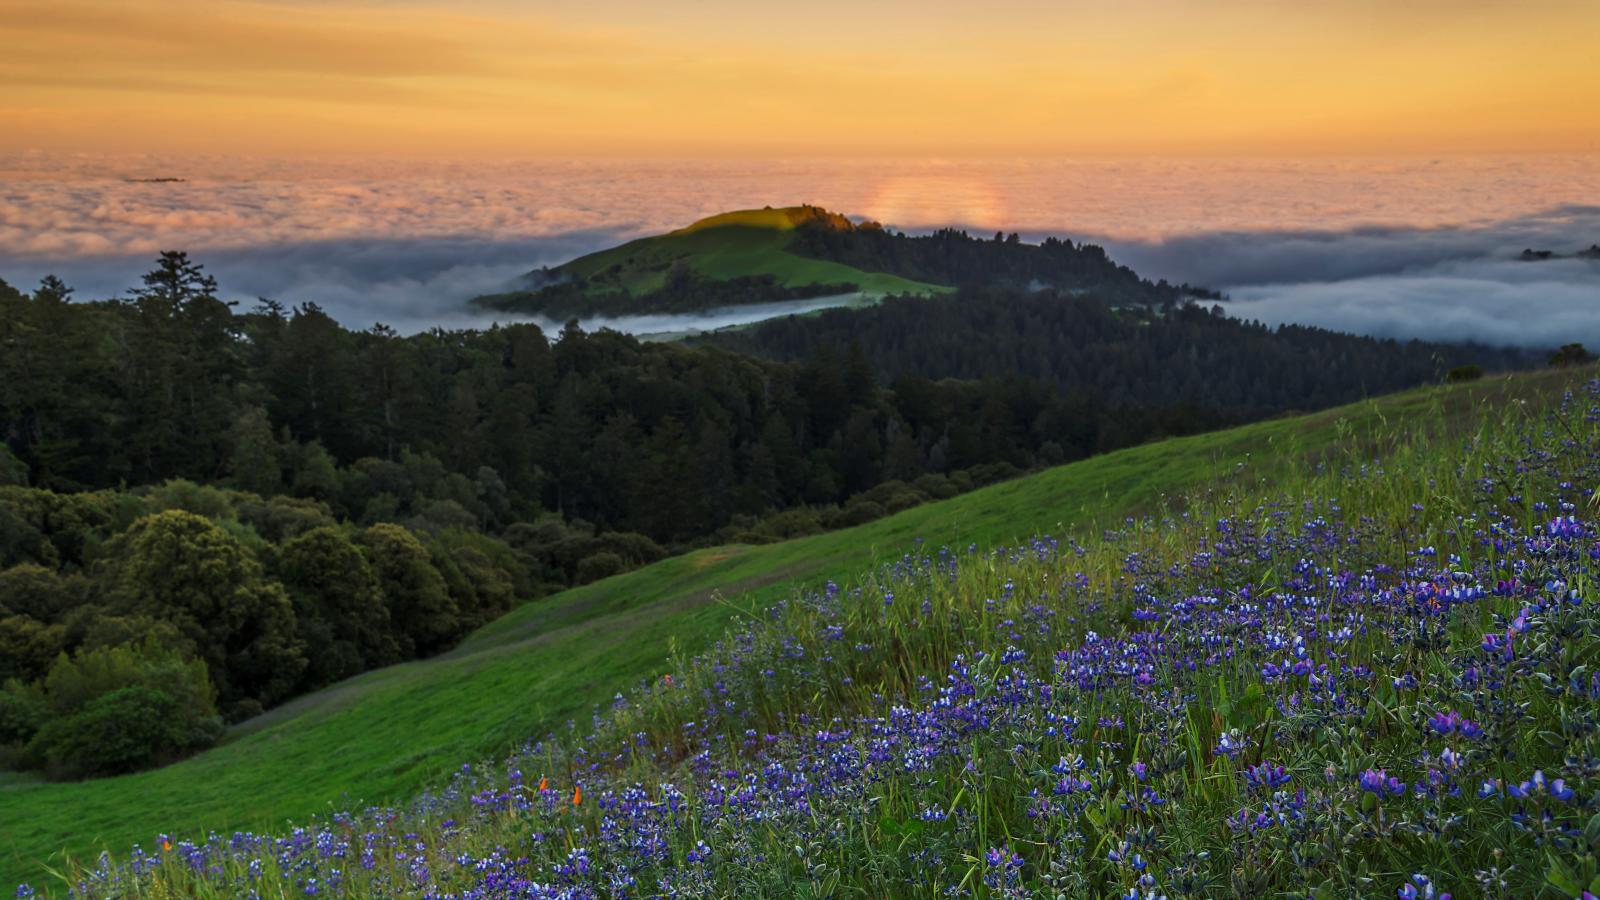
[21,380,1600,897]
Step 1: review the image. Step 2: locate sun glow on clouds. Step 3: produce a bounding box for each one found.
[863,173,1008,232]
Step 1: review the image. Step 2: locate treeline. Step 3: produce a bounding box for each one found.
[787,219,1221,305]
[2,257,1530,549]
[0,481,528,777]
[0,255,1233,553]
[706,287,1534,419]
[1,256,1062,551]
[474,264,857,317]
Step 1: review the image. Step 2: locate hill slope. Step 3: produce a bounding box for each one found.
[0,368,1581,889]
[470,204,1207,317]
[555,206,933,297]
[473,206,944,316]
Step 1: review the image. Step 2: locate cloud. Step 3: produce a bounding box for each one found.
[1219,258,1600,348]
[0,236,867,336]
[1088,205,1600,348]
[1096,205,1600,287]
[3,154,1597,343]
[0,235,622,333]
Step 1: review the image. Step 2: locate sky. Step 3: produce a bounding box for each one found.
[2,0,1597,157]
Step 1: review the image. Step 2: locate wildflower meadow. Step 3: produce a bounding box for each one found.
[21,380,1600,898]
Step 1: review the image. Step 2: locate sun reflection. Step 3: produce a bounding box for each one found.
[863,171,1007,231]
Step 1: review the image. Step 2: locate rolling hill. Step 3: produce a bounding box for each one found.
[472,206,944,317]
[546,206,939,298]
[469,204,1208,317]
[0,367,1581,891]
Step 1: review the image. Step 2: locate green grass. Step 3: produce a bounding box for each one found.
[557,207,944,298]
[0,368,1577,888]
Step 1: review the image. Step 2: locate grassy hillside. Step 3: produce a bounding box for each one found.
[555,205,940,298]
[0,368,1581,889]
[470,206,946,316]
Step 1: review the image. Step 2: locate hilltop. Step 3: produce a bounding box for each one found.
[470,205,1213,317]
[1,367,1584,891]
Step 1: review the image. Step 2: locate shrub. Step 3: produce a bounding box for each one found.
[16,642,222,778]
[0,679,48,746]
[751,507,825,540]
[1550,342,1595,367]
[912,474,958,500]
[827,500,887,528]
[966,461,1021,486]
[29,685,222,778]
[1446,364,1484,382]
[882,490,927,514]
[575,552,626,585]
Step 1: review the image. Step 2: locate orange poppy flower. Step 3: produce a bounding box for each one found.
[573,785,582,806]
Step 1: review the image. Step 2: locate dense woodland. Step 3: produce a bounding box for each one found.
[0,251,1529,779]
[705,287,1532,417]
[785,218,1223,305]
[0,485,528,777]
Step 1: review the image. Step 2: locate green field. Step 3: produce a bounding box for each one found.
[0,368,1577,888]
[556,206,944,298]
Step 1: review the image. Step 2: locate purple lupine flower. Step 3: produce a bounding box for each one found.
[1426,710,1483,739]
[1398,872,1450,900]
[1244,763,1291,790]
[1360,769,1406,797]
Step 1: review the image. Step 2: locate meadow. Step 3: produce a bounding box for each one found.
[4,368,1592,896]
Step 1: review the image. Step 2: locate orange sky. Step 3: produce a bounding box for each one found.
[1,0,1595,157]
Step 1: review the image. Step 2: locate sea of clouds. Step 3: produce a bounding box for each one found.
[1097,204,1600,349]
[1,154,1595,344]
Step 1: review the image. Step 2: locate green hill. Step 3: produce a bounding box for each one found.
[555,206,939,297]
[472,205,945,316]
[0,368,1579,889]
[470,203,1210,318]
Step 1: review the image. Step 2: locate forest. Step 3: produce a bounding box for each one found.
[0,252,1529,780]
[704,286,1531,415]
[785,217,1224,305]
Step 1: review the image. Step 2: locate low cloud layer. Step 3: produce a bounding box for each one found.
[1219,258,1599,348]
[0,236,622,333]
[2,155,1596,343]
[1093,205,1600,348]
